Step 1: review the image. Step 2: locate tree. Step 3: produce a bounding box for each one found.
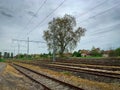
[90,46,102,57]
[108,50,116,57]
[115,47,120,56]
[43,14,86,56]
[72,51,81,57]
[11,53,13,58]
[4,52,7,58]
[0,52,1,59]
[7,52,10,58]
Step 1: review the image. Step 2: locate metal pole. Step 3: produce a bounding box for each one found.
[27,37,29,55]
[53,30,56,61]
[18,43,20,55]
[18,43,20,58]
[14,47,15,56]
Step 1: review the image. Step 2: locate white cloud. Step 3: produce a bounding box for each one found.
[0,0,120,54]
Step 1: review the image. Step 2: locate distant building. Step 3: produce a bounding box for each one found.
[102,50,111,57]
[80,49,90,57]
[63,53,72,57]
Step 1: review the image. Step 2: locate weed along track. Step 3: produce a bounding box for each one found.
[11,63,84,90]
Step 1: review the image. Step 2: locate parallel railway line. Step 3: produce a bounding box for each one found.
[52,62,120,71]
[21,61,120,79]
[11,63,84,90]
[20,62,120,83]
[45,64,120,79]
[11,59,120,83]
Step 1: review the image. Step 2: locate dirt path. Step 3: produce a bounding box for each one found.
[0,63,42,90]
[0,63,6,74]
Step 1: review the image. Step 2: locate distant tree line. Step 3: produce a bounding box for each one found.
[72,50,81,57]
[0,52,13,59]
[14,52,52,59]
[14,47,120,59]
[72,47,120,57]
[108,48,120,57]
[1,47,119,60]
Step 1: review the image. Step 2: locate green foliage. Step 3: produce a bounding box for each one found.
[108,50,116,57]
[0,58,5,62]
[90,47,102,57]
[15,53,52,60]
[90,50,102,57]
[7,53,10,58]
[17,54,25,58]
[40,53,48,58]
[3,52,12,58]
[3,52,7,58]
[115,47,120,56]
[0,52,1,58]
[11,53,13,58]
[43,14,86,56]
[48,52,52,56]
[15,54,30,59]
[61,71,72,75]
[108,48,120,57]
[72,51,81,57]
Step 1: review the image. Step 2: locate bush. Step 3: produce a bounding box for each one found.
[90,50,102,57]
[72,51,81,57]
[0,59,5,62]
[115,48,120,56]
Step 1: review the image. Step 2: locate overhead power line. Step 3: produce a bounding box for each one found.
[77,0,107,18]
[78,2,120,24]
[12,39,45,43]
[91,23,120,35]
[81,22,120,45]
[13,37,46,54]
[25,0,66,37]
[92,23,120,35]
[22,0,47,31]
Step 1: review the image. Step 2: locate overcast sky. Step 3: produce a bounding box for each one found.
[0,0,120,55]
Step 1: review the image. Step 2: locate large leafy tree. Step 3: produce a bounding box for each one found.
[43,14,86,56]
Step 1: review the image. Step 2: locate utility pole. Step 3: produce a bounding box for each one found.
[18,43,20,58]
[18,43,20,55]
[52,21,56,62]
[53,29,56,62]
[13,47,15,56]
[27,37,29,55]
[12,37,45,55]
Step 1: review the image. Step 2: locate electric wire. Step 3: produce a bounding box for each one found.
[77,0,107,18]
[78,2,120,24]
[23,0,47,29]
[25,0,66,37]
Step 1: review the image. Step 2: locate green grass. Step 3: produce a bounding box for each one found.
[70,56,104,59]
[61,71,72,75]
[0,58,5,62]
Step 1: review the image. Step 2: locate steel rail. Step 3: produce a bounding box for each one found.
[12,63,84,90]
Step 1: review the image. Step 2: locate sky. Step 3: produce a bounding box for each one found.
[0,0,120,55]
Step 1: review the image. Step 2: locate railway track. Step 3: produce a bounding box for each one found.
[15,60,120,71]
[44,64,120,79]
[22,62,120,79]
[11,63,84,90]
[17,61,120,78]
[52,62,120,71]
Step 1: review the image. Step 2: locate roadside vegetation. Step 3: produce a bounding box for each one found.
[0,47,120,61]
